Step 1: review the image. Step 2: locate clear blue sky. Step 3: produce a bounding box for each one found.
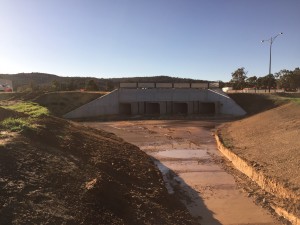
[0,0,299,81]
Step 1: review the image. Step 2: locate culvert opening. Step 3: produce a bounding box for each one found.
[199,102,215,114]
[173,103,188,114]
[119,103,131,115]
[145,103,160,114]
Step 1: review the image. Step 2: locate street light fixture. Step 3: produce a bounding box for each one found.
[261,32,283,92]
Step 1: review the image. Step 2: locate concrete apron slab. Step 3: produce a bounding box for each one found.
[83,121,278,225]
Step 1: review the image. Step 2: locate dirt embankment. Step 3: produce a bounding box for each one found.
[34,91,106,116]
[0,91,106,116]
[0,108,196,224]
[219,99,300,220]
[227,93,296,115]
[0,107,26,121]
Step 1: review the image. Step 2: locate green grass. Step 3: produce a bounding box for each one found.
[3,102,49,117]
[0,102,48,133]
[0,118,35,132]
[278,97,300,104]
[275,93,300,101]
[292,98,300,104]
[272,93,300,105]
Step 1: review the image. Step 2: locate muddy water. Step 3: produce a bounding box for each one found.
[83,120,278,225]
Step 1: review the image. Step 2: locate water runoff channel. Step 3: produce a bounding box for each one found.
[83,120,279,225]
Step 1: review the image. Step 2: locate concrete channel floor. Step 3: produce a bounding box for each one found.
[83,120,279,225]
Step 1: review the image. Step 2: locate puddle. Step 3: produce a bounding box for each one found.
[156,149,209,159]
[155,160,170,174]
[154,161,174,194]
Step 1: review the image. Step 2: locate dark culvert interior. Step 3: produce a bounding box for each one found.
[199,102,215,114]
[145,103,160,114]
[119,103,132,115]
[173,103,188,114]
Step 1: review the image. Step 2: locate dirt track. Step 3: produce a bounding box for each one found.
[84,120,279,225]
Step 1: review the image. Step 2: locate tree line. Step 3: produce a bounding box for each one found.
[228,67,300,91]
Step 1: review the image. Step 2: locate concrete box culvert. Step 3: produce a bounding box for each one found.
[63,88,247,118]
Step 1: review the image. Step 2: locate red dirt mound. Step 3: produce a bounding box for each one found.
[0,115,196,225]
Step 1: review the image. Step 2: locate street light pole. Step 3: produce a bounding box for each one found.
[261,32,283,92]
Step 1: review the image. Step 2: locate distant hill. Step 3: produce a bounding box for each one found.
[0,73,97,91]
[0,72,210,92]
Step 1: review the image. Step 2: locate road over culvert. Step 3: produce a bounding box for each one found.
[83,120,279,225]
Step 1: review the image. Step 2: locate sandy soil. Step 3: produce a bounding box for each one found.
[0,109,196,224]
[220,102,300,217]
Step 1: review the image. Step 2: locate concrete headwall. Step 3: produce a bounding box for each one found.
[64,88,246,119]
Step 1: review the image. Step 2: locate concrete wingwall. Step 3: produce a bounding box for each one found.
[206,89,246,115]
[64,90,119,119]
[64,88,246,119]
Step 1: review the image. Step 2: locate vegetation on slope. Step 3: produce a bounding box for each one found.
[228,92,300,115]
[33,91,106,116]
[0,102,47,133]
[0,91,106,116]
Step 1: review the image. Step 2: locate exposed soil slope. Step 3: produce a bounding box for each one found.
[0,111,195,224]
[220,102,300,216]
[228,93,286,115]
[0,91,106,116]
[34,91,106,116]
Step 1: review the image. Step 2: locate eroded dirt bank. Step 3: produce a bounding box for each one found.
[0,109,195,225]
[84,120,279,225]
[219,102,300,224]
